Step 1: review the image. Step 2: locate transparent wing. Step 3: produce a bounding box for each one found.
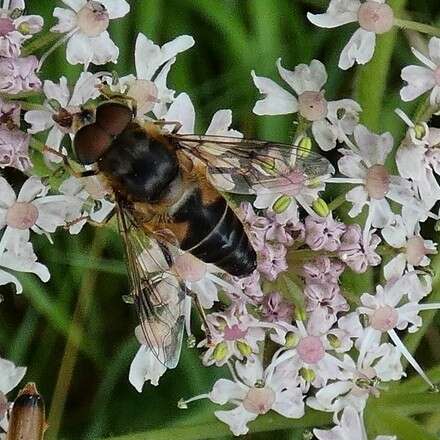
[170,134,333,194]
[116,198,186,369]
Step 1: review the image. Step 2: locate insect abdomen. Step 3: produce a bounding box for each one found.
[173,187,257,277]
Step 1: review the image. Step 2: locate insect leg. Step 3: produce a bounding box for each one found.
[98,85,138,116]
[64,208,115,230]
[187,290,213,345]
[152,120,182,134]
[43,146,98,178]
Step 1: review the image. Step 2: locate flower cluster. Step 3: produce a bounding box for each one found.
[1,1,440,439]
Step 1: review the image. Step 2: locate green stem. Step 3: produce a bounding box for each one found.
[21,32,61,56]
[395,18,440,37]
[327,193,346,211]
[100,410,332,440]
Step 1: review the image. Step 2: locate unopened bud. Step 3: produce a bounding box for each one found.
[312,198,330,217]
[300,367,316,382]
[273,195,292,214]
[236,341,252,357]
[414,123,427,140]
[212,342,228,361]
[17,22,31,34]
[285,332,300,348]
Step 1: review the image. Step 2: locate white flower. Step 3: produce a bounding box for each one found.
[396,120,440,210]
[400,37,440,105]
[116,33,194,118]
[181,357,304,436]
[356,272,440,388]
[0,0,44,57]
[382,214,436,280]
[251,59,361,150]
[172,252,231,309]
[308,0,395,70]
[274,318,345,390]
[0,237,50,293]
[129,345,167,390]
[0,176,76,253]
[24,72,100,160]
[0,356,26,432]
[314,406,396,440]
[51,0,130,66]
[308,343,403,416]
[329,125,425,236]
[58,175,114,234]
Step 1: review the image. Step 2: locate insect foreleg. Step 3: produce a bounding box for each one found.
[152,119,182,134]
[43,146,98,178]
[187,290,213,345]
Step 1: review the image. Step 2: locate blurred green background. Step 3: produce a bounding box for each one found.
[2,1,440,439]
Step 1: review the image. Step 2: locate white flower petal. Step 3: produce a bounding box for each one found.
[312,119,338,151]
[251,70,297,115]
[61,0,85,12]
[339,28,376,70]
[370,198,393,228]
[0,358,26,394]
[337,149,367,178]
[135,33,194,81]
[206,109,241,137]
[215,406,258,436]
[89,31,119,65]
[277,58,327,94]
[400,66,436,102]
[383,254,406,282]
[69,72,100,105]
[45,126,65,152]
[272,386,304,418]
[51,7,77,33]
[24,109,54,134]
[129,346,167,391]
[99,0,130,19]
[164,93,195,134]
[354,124,393,165]
[44,76,70,107]
[152,59,176,118]
[345,186,368,218]
[65,32,93,65]
[428,37,440,66]
[307,0,360,28]
[16,177,46,203]
[209,378,247,404]
[0,178,16,208]
[0,268,22,293]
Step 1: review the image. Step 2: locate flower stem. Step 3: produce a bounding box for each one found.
[327,193,347,211]
[394,18,440,37]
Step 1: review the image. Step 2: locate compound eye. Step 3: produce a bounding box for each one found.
[74,123,112,165]
[96,102,133,136]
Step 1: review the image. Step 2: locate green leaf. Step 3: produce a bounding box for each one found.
[366,407,439,440]
[100,410,332,440]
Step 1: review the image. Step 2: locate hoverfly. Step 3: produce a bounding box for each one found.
[70,100,332,370]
